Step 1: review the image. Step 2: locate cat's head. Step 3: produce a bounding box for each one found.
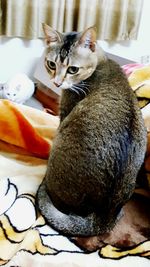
[43,24,103,90]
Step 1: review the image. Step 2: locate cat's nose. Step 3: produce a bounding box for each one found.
[54,81,62,87]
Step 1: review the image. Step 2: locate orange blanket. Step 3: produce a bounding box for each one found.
[0,100,59,158]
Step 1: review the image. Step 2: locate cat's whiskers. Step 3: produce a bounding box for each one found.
[77,82,90,94]
[81,86,90,93]
[79,82,90,93]
[69,86,80,95]
[72,84,87,96]
[80,81,89,86]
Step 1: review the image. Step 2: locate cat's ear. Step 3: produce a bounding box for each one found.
[78,26,97,52]
[42,23,62,45]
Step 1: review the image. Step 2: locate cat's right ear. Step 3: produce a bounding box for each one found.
[42,23,62,45]
[78,26,97,52]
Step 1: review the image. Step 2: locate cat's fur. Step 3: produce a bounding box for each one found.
[37,24,147,236]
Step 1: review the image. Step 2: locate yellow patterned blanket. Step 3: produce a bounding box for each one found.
[0,64,150,266]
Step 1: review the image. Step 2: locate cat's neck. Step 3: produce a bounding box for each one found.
[85,57,125,89]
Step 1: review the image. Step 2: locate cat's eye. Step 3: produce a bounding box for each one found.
[67,66,79,74]
[47,61,56,70]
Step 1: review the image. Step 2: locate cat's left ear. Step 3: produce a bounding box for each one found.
[78,26,97,52]
[42,23,63,45]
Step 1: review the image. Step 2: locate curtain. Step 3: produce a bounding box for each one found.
[0,0,143,40]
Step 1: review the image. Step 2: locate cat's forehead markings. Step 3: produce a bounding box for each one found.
[64,57,70,66]
[59,32,78,63]
[55,53,69,67]
[60,48,67,59]
[59,46,70,63]
[55,54,59,62]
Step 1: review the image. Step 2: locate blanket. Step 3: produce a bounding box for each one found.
[128,65,150,188]
[0,64,150,266]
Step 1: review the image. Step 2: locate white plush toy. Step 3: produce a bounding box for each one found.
[1,73,35,104]
[0,83,5,99]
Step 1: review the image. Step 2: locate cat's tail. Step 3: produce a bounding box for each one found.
[36,181,114,236]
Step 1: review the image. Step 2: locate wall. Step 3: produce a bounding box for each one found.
[0,0,150,82]
[0,38,45,82]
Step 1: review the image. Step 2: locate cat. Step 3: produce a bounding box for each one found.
[36,23,147,236]
[3,73,35,104]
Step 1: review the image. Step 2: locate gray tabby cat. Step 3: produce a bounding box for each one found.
[37,24,147,236]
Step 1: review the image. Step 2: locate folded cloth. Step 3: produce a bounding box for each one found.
[0,100,53,158]
[122,63,144,77]
[128,66,150,188]
[0,96,150,267]
[128,65,150,109]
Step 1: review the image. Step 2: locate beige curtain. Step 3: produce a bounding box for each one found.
[0,0,143,40]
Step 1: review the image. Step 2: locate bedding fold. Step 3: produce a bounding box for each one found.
[0,100,59,158]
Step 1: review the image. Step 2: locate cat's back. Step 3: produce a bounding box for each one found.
[59,59,143,142]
